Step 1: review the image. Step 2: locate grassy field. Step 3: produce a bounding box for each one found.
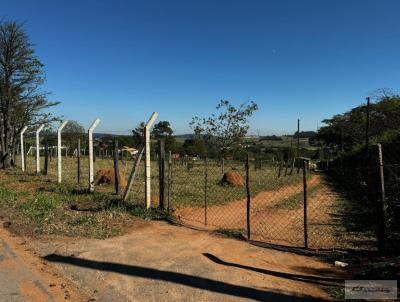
[16,155,307,208]
[258,137,312,148]
[170,159,306,207]
[4,155,379,255]
[1,154,308,240]
[0,165,171,239]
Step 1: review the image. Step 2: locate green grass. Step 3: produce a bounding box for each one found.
[16,155,306,208]
[18,194,61,224]
[169,159,306,207]
[68,215,99,226]
[0,164,179,239]
[258,137,310,148]
[0,187,17,206]
[274,183,323,209]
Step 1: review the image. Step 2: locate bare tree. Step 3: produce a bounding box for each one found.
[0,20,59,168]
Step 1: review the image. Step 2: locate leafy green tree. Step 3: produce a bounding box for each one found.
[0,21,59,167]
[153,121,173,137]
[317,91,400,150]
[63,120,86,149]
[190,100,258,156]
[132,122,146,147]
[182,138,206,157]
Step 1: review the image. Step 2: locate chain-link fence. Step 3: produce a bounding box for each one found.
[14,132,398,253]
[166,155,363,250]
[381,142,400,251]
[165,145,398,252]
[15,132,145,204]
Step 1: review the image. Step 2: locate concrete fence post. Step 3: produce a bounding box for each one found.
[57,120,68,183]
[20,126,28,172]
[88,118,101,192]
[36,124,45,174]
[145,112,158,208]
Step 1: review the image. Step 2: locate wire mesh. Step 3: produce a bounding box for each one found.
[167,151,380,251]
[13,131,397,253]
[382,143,400,251]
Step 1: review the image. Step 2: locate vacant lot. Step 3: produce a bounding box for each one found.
[11,155,375,251]
[18,155,306,207]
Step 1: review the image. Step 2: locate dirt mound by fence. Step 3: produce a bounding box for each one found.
[220,171,245,187]
[95,169,127,187]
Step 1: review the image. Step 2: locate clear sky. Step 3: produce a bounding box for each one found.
[2,0,400,135]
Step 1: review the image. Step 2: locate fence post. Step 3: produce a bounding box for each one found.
[167,151,172,213]
[20,126,28,172]
[113,138,120,195]
[36,124,45,174]
[204,156,208,225]
[145,112,158,209]
[289,158,295,175]
[158,139,165,209]
[278,161,282,178]
[284,160,288,176]
[297,119,300,174]
[376,144,388,253]
[44,141,49,175]
[303,159,308,249]
[57,120,68,183]
[77,138,81,184]
[88,118,100,192]
[246,153,251,239]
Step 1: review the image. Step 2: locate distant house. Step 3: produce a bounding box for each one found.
[121,146,138,157]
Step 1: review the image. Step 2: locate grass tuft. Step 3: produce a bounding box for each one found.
[18,194,61,224]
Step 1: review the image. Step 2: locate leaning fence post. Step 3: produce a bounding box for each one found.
[145,112,158,209]
[123,145,145,201]
[376,144,388,253]
[204,156,208,225]
[57,120,68,183]
[36,124,45,174]
[113,138,121,195]
[158,139,165,209]
[303,159,308,249]
[88,118,101,192]
[20,126,28,172]
[246,153,251,239]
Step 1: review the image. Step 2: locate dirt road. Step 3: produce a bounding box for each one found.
[29,219,346,301]
[0,225,89,301]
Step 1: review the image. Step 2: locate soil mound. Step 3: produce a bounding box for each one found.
[95,169,127,187]
[220,171,245,187]
[151,195,160,206]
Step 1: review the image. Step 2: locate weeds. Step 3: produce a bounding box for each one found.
[18,194,61,224]
[212,228,246,240]
[0,187,17,206]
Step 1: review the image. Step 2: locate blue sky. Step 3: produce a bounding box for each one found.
[3,0,400,135]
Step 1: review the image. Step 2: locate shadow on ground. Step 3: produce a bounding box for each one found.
[43,254,322,301]
[202,253,343,287]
